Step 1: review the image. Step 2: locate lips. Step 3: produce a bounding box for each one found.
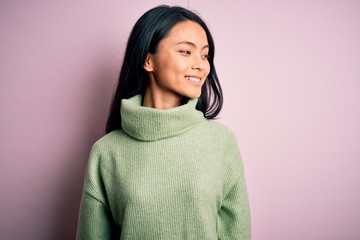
[185,76,201,83]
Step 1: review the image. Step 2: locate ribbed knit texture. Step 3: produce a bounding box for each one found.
[77,95,251,240]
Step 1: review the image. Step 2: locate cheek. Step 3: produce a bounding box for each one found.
[175,58,190,73]
[160,56,187,74]
[205,62,211,76]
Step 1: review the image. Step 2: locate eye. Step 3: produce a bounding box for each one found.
[202,54,210,60]
[179,50,191,55]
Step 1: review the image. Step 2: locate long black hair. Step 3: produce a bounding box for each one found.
[106,5,223,133]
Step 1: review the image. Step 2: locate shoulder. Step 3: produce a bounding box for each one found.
[85,130,129,178]
[197,120,242,165]
[202,121,245,193]
[86,130,133,165]
[207,120,240,154]
[90,130,127,152]
[209,121,246,188]
[200,120,239,144]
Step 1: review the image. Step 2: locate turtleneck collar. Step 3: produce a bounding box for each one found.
[120,95,205,141]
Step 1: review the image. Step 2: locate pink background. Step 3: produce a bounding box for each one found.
[1,0,359,239]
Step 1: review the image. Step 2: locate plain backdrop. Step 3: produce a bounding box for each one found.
[1,0,359,239]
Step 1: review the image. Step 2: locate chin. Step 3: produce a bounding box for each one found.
[185,92,201,99]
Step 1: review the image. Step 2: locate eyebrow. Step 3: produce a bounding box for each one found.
[176,41,209,50]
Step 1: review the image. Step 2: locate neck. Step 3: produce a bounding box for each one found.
[120,94,204,141]
[143,85,183,109]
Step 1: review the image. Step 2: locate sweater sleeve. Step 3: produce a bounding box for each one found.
[217,130,251,240]
[217,173,251,240]
[76,143,119,240]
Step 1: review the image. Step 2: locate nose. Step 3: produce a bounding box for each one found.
[191,57,205,71]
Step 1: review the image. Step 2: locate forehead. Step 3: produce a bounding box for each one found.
[163,20,208,45]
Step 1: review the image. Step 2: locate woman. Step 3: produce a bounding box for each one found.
[77,5,251,240]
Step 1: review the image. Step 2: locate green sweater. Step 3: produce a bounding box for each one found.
[77,95,251,240]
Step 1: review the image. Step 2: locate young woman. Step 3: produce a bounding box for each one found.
[77,5,250,240]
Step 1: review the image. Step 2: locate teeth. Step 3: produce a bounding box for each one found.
[186,76,200,83]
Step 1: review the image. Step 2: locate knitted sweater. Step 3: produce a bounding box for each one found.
[77,95,251,240]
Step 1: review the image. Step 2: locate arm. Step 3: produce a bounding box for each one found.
[217,128,251,240]
[77,192,116,240]
[76,144,119,240]
[217,173,251,240]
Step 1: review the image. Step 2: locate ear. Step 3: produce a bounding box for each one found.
[143,53,154,72]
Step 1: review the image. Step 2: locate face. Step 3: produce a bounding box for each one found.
[144,20,211,101]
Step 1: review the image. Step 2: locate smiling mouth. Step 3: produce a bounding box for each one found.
[185,76,201,83]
